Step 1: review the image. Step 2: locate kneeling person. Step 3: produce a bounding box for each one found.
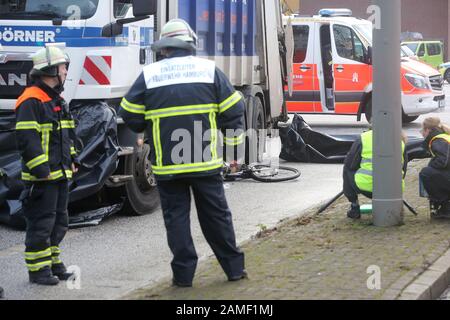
[343,130,407,219]
[419,117,450,218]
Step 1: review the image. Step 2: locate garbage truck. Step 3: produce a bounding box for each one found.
[0,0,292,227]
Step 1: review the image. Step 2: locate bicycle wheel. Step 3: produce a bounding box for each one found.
[250,165,301,183]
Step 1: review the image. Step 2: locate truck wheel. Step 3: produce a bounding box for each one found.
[245,95,265,164]
[445,69,450,83]
[365,100,372,123]
[122,143,159,216]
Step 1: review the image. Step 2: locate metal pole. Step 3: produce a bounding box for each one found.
[372,0,403,227]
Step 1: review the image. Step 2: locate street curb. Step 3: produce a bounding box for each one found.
[398,248,450,300]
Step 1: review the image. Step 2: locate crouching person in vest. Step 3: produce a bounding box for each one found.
[119,19,246,287]
[343,130,407,219]
[15,46,79,285]
[419,117,450,218]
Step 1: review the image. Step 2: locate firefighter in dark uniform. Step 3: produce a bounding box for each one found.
[419,117,450,218]
[120,19,246,287]
[15,46,78,285]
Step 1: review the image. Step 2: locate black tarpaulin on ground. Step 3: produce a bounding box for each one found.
[0,102,120,229]
[279,114,429,164]
[0,112,25,228]
[69,101,119,202]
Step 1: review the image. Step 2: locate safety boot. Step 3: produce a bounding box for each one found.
[228,270,248,282]
[347,203,361,220]
[52,263,74,281]
[172,279,193,288]
[29,267,59,286]
[432,202,450,219]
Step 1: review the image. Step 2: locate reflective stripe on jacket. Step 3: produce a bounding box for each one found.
[119,52,245,180]
[429,133,450,157]
[15,84,77,181]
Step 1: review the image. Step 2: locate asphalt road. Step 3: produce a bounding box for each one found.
[1,85,449,300]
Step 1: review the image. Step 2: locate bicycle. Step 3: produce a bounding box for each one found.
[223,163,301,183]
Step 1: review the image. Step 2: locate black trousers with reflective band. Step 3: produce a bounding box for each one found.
[343,169,373,203]
[23,180,69,272]
[420,166,450,204]
[157,174,245,284]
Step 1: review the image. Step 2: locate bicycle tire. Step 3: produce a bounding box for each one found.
[249,165,301,183]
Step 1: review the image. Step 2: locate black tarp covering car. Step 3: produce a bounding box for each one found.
[1,111,430,229]
[0,102,120,229]
[279,114,429,164]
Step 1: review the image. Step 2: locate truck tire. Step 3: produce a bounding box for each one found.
[245,95,265,164]
[364,99,372,123]
[122,143,159,216]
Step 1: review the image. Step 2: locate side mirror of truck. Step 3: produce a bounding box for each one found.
[102,16,151,37]
[132,0,157,16]
[366,46,373,65]
[101,22,124,37]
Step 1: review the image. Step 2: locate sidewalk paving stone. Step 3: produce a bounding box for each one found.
[124,160,450,300]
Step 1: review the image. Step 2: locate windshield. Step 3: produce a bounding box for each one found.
[401,45,415,57]
[401,48,407,58]
[404,43,419,53]
[353,24,372,44]
[0,0,99,20]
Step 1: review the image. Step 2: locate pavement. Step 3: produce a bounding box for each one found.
[125,159,450,300]
[0,158,343,300]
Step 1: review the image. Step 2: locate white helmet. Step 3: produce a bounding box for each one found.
[151,19,198,52]
[30,46,70,77]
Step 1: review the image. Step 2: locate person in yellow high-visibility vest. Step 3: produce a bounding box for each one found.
[419,117,450,218]
[343,129,408,219]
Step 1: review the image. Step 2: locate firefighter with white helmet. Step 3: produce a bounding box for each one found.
[120,19,247,287]
[15,46,78,285]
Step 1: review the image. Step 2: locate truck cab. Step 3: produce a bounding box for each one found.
[0,0,153,111]
[285,9,445,123]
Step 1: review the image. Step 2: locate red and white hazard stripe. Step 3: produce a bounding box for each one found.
[79,55,112,85]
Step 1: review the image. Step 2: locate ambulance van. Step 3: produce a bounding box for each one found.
[286,9,445,123]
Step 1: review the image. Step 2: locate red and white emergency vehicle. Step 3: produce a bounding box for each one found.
[285,9,445,123]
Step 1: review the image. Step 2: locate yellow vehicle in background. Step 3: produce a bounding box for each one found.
[402,40,444,69]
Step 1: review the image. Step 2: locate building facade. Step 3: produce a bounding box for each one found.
[293,0,450,59]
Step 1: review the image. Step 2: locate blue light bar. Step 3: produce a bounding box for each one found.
[319,9,353,17]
